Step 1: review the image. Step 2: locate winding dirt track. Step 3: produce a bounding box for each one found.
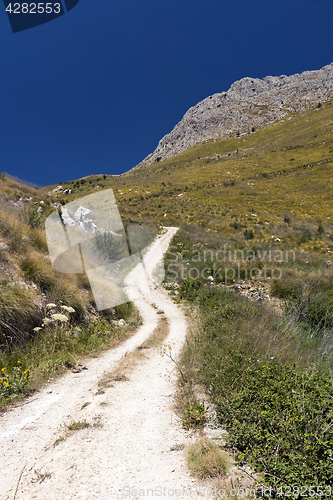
[0,227,202,500]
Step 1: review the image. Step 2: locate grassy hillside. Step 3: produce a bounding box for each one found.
[46,100,333,328]
[1,100,333,490]
[100,101,333,491]
[48,101,332,227]
[1,100,333,371]
[0,175,140,407]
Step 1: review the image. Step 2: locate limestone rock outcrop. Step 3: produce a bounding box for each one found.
[134,63,333,168]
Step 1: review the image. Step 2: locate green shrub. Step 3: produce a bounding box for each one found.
[299,230,312,244]
[176,284,333,490]
[218,361,333,489]
[244,229,254,240]
[230,221,243,230]
[270,272,302,300]
[0,363,30,398]
[182,402,206,429]
[179,279,202,300]
[113,301,135,320]
[318,223,325,234]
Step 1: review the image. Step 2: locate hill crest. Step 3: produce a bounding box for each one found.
[134,62,333,168]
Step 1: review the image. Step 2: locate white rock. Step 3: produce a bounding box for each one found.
[61,206,98,233]
[61,207,76,227]
[112,319,127,327]
[74,206,92,222]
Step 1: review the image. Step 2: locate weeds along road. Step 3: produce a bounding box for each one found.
[0,227,202,500]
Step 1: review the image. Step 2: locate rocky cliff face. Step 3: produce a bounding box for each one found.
[134,63,333,168]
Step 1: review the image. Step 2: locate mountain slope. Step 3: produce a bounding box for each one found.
[35,100,333,230]
[134,62,333,168]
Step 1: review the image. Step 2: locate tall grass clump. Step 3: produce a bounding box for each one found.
[0,303,141,407]
[186,439,231,479]
[19,251,89,318]
[19,252,56,291]
[0,281,41,348]
[271,271,333,332]
[20,204,43,229]
[0,204,27,252]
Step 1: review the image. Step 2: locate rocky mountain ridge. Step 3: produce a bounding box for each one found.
[134,62,333,168]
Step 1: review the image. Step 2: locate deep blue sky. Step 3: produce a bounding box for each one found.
[1,0,333,186]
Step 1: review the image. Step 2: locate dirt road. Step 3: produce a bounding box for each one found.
[0,227,204,500]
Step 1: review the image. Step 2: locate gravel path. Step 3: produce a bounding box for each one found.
[0,228,204,500]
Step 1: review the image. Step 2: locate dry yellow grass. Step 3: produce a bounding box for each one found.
[186,438,232,479]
